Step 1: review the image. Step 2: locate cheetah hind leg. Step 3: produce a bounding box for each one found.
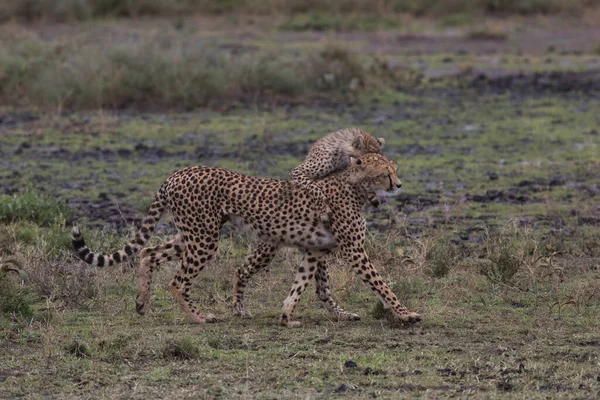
[233,242,278,318]
[136,236,184,315]
[315,259,360,322]
[279,252,320,327]
[168,239,219,324]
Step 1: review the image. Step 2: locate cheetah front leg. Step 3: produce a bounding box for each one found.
[331,214,421,324]
[233,242,278,318]
[340,242,421,323]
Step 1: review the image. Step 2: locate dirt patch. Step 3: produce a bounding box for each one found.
[68,197,142,230]
[280,26,600,57]
[0,111,38,128]
[471,70,600,94]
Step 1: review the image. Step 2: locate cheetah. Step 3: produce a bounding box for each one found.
[71,154,421,327]
[290,127,385,220]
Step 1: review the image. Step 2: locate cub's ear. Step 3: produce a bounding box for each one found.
[377,137,385,148]
[352,135,364,149]
[350,157,362,166]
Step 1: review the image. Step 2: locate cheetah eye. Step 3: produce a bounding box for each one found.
[355,159,362,165]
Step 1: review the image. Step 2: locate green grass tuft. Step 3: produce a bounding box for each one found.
[0,37,405,109]
[426,240,459,278]
[0,263,34,317]
[162,338,200,360]
[64,337,91,358]
[278,13,399,32]
[0,191,70,227]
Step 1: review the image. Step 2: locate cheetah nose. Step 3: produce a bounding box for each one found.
[396,182,402,189]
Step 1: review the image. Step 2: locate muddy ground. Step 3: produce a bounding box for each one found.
[1,68,598,235]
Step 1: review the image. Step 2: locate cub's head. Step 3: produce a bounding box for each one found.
[347,154,402,198]
[351,133,385,156]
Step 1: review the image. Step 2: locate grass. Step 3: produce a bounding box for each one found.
[3,14,600,112]
[466,27,509,41]
[0,191,71,226]
[277,13,400,32]
[0,30,405,109]
[1,10,599,399]
[0,222,598,398]
[1,0,599,23]
[0,261,33,317]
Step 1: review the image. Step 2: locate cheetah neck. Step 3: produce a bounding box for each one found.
[320,169,370,205]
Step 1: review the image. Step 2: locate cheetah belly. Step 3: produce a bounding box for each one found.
[227,213,337,250]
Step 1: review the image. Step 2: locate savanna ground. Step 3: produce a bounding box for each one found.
[1,2,600,399]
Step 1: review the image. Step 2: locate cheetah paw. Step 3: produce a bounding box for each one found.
[205,313,218,323]
[135,301,148,315]
[233,309,253,318]
[279,316,302,327]
[338,312,361,322]
[190,313,218,324]
[398,312,421,324]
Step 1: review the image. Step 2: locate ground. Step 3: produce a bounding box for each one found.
[0,14,599,399]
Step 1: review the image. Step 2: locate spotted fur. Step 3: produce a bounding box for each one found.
[290,127,385,218]
[72,154,420,326]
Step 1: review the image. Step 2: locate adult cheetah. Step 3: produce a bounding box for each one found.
[72,154,421,326]
[290,127,385,220]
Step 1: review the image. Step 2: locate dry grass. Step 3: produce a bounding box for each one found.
[1,0,598,23]
[1,215,598,397]
[0,27,406,109]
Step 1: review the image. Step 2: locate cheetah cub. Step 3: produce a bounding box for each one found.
[291,127,385,220]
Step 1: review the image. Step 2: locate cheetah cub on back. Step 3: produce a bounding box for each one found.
[291,127,385,221]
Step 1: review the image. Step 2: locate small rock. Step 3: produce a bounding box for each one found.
[344,360,357,368]
[437,368,456,376]
[549,175,565,186]
[334,384,348,393]
[497,381,513,392]
[488,172,499,180]
[362,368,385,376]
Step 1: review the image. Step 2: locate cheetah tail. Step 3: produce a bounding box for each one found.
[71,195,166,267]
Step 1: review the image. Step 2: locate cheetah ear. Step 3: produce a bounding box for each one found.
[350,156,362,166]
[352,135,364,150]
[377,137,385,148]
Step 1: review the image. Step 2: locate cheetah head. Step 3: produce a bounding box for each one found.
[348,154,402,198]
